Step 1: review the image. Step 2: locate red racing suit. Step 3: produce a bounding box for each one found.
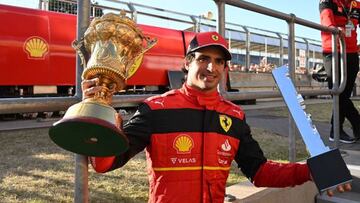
[320,0,360,53]
[320,0,360,135]
[90,84,311,203]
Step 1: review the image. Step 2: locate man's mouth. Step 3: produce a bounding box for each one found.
[203,74,216,81]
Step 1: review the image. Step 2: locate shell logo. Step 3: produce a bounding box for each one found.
[173,134,194,154]
[23,37,49,59]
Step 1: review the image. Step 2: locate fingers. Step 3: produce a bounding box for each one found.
[83,86,103,99]
[326,183,352,197]
[82,78,99,90]
[327,189,334,197]
[337,185,345,193]
[344,183,352,191]
[337,183,352,193]
[82,78,101,99]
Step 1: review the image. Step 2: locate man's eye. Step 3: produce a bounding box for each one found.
[216,59,225,65]
[197,58,208,63]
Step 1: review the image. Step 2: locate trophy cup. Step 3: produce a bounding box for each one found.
[49,11,157,156]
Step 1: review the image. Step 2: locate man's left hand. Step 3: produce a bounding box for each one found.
[326,183,352,196]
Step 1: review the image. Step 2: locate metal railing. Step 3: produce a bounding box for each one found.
[215,0,346,158]
[0,0,327,114]
[39,0,323,70]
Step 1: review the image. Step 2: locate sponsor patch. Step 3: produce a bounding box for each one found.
[219,115,232,132]
[221,139,231,152]
[170,157,196,164]
[173,134,194,154]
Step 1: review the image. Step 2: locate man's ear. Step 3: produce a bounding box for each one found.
[184,60,190,71]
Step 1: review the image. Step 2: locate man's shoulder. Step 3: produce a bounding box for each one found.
[145,89,179,101]
[219,99,245,120]
[144,89,181,109]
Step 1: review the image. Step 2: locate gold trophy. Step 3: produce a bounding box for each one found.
[49,11,157,156]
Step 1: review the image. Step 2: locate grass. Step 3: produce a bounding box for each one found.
[0,125,309,203]
[0,128,149,203]
[226,127,309,186]
[263,100,360,128]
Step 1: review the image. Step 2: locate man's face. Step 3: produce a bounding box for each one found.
[185,46,226,93]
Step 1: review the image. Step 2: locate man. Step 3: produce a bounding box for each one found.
[320,0,360,143]
[84,32,350,202]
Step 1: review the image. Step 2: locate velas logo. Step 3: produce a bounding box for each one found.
[23,36,49,59]
[173,134,194,154]
[219,115,232,132]
[170,157,196,164]
[211,34,219,41]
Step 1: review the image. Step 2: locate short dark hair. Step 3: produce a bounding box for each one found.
[181,52,195,75]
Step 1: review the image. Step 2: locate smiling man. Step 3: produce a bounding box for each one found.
[84,31,350,203]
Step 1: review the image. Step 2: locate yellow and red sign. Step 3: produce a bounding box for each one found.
[23,36,49,59]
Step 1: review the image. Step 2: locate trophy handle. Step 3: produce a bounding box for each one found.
[125,36,157,79]
[72,38,90,70]
[141,36,158,56]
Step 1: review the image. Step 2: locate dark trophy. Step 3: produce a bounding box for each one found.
[49,11,157,156]
[272,66,352,193]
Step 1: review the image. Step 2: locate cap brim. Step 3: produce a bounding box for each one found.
[187,44,232,60]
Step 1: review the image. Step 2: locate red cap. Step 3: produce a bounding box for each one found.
[186,32,231,60]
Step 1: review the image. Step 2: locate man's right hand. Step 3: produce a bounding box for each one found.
[82,78,124,130]
[81,78,102,100]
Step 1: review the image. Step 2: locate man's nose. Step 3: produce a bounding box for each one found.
[206,60,216,71]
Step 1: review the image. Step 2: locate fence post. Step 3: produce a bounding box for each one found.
[74,0,90,202]
[287,14,297,163]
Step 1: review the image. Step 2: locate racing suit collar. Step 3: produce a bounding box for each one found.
[181,83,222,108]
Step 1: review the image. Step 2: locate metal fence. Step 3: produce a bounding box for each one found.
[39,0,323,73]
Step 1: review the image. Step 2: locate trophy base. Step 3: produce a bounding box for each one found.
[49,116,129,156]
[307,149,352,193]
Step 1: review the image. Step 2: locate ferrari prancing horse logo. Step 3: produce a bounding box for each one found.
[211,34,219,41]
[219,115,232,132]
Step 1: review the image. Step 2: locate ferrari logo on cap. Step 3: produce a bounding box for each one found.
[219,115,232,132]
[211,34,219,41]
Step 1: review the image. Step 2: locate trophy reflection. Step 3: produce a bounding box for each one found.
[49,11,157,156]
